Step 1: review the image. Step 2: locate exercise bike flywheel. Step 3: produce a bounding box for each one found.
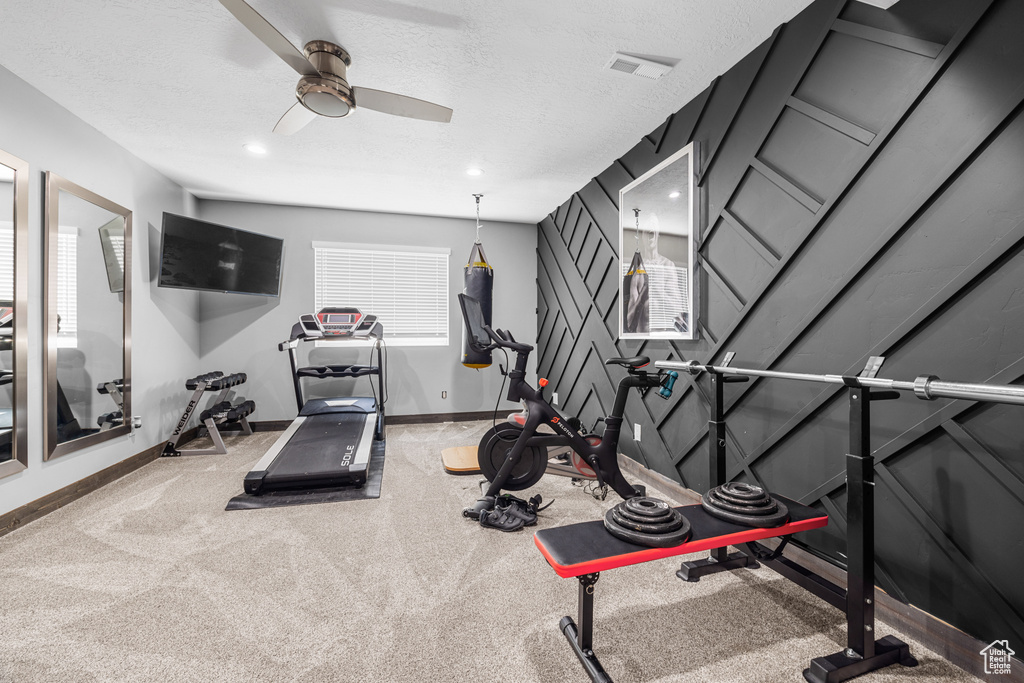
[477,422,548,491]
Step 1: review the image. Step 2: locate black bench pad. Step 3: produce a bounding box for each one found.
[534,495,827,578]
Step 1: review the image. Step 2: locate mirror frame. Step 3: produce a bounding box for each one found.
[618,141,699,341]
[0,149,29,479]
[44,172,132,460]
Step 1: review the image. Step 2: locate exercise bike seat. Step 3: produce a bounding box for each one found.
[604,356,650,369]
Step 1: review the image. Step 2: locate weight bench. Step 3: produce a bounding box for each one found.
[534,496,828,683]
[536,355,927,683]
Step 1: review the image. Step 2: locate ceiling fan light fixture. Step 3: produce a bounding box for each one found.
[301,91,351,117]
[466,168,484,176]
[297,76,354,118]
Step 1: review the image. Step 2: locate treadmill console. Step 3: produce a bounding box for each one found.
[316,307,378,338]
[298,314,324,339]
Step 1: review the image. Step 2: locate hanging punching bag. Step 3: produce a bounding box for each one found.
[462,240,493,368]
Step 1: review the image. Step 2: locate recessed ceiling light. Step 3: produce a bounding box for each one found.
[466,168,484,176]
[668,191,681,199]
[244,142,267,155]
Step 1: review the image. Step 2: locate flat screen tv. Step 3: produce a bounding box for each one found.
[158,213,283,296]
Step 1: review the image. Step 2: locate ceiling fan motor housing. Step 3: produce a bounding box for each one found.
[297,40,354,117]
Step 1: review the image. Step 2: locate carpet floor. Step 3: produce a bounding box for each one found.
[0,421,982,682]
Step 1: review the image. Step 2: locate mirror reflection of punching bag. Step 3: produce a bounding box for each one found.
[622,209,649,334]
[462,195,493,368]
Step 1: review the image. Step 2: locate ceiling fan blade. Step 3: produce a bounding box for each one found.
[352,87,453,123]
[273,101,318,135]
[219,0,319,77]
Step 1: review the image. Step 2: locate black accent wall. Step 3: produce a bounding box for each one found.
[537,0,1024,647]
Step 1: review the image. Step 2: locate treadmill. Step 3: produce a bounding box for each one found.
[243,307,386,495]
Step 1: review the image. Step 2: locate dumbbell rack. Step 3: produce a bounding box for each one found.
[162,371,255,457]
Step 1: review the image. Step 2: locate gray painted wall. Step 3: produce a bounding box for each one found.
[536,0,1024,650]
[0,64,201,516]
[194,199,537,421]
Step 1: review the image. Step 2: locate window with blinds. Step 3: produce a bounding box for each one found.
[313,242,450,345]
[56,231,78,345]
[0,223,13,302]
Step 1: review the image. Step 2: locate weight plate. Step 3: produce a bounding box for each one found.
[701,485,790,528]
[604,505,691,547]
[610,506,687,534]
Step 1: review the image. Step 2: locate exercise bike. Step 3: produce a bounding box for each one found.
[458,294,679,519]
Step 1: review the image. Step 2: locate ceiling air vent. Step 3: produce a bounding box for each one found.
[605,52,673,80]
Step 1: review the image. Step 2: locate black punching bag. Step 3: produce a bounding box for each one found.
[462,241,493,368]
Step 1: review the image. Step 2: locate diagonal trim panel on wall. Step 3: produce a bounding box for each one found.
[536,0,1024,647]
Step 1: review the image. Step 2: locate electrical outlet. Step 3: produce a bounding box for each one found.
[132,416,142,429]
[441,391,447,399]
[553,392,559,405]
[634,423,642,441]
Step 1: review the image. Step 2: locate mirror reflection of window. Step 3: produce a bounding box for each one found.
[0,173,13,463]
[56,228,78,346]
[0,223,13,301]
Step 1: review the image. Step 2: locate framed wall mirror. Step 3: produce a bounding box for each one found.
[44,172,131,460]
[0,149,28,479]
[619,142,698,341]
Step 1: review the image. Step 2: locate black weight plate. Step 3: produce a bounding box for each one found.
[622,497,673,518]
[614,505,675,525]
[610,506,687,534]
[701,488,790,528]
[712,489,771,506]
[704,489,779,515]
[604,508,691,548]
[717,482,766,500]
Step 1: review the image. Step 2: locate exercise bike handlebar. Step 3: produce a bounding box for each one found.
[483,324,533,354]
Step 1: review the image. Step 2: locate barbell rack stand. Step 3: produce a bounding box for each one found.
[655,355,1024,681]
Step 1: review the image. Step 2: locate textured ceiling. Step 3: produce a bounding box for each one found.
[0,0,815,223]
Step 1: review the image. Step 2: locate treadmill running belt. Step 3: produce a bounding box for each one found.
[263,413,369,490]
[227,439,385,510]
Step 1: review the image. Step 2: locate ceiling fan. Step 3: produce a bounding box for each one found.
[219,0,453,135]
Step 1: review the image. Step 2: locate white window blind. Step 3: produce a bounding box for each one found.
[622,261,688,333]
[313,243,449,345]
[56,231,77,342]
[110,234,125,271]
[0,222,13,302]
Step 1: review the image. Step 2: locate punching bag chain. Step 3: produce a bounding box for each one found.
[474,193,484,244]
